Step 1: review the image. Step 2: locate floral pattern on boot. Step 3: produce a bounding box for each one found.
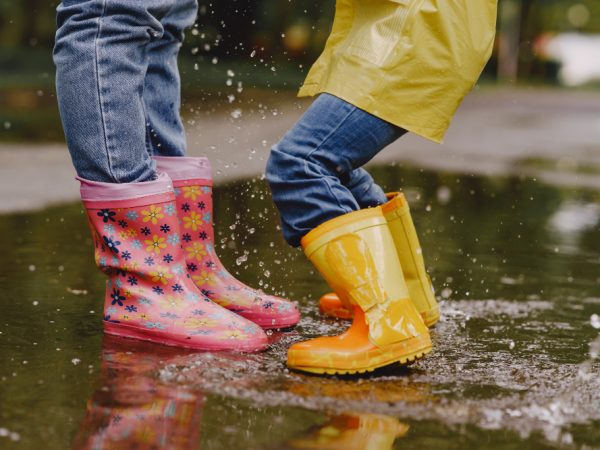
[173,181,300,329]
[84,186,268,352]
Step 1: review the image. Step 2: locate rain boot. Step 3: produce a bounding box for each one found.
[319,193,440,327]
[288,207,432,375]
[154,156,300,329]
[80,172,268,352]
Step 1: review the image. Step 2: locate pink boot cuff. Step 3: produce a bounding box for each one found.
[77,172,175,208]
[153,156,212,185]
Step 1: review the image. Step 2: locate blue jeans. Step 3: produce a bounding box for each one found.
[266,93,406,247]
[53,0,198,183]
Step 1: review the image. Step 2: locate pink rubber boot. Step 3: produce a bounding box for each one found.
[154,156,300,329]
[79,172,268,352]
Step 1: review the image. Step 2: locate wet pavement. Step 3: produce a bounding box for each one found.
[0,164,599,449]
[2,87,600,213]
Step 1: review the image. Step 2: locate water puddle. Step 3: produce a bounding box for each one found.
[0,165,598,449]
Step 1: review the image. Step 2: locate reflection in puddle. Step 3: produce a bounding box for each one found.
[73,335,412,450]
[72,337,203,449]
[287,414,409,450]
[549,201,600,236]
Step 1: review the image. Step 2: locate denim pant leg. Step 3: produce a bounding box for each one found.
[144,0,198,157]
[266,93,405,247]
[54,0,178,183]
[345,168,389,208]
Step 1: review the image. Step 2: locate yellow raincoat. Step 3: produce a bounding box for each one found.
[299,0,498,143]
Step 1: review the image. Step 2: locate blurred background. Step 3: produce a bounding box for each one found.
[0,0,599,210]
[1,3,600,449]
[1,0,599,142]
[1,0,599,212]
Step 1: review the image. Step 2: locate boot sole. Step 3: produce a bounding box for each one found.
[104,321,268,353]
[288,336,432,375]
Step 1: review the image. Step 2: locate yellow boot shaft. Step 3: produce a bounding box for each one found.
[382,193,440,326]
[318,194,439,327]
[302,208,428,347]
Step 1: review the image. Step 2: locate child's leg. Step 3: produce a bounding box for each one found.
[266,93,405,246]
[344,167,390,208]
[53,0,178,183]
[268,94,431,374]
[54,1,272,351]
[141,1,299,330]
[143,0,198,157]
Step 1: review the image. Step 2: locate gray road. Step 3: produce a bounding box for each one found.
[1,87,599,214]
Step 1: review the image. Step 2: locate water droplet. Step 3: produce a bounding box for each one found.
[437,186,452,204]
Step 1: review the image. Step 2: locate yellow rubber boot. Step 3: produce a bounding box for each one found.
[319,193,440,327]
[288,208,431,375]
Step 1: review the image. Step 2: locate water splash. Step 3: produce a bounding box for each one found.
[159,299,600,446]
